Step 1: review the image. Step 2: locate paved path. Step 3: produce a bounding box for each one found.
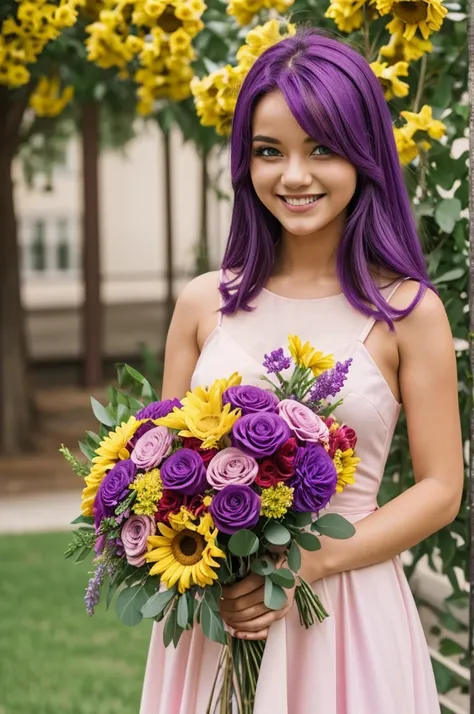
[0,489,81,534]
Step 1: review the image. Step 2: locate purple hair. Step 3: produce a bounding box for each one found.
[220,28,433,328]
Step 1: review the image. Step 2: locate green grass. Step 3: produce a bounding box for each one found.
[0,532,153,714]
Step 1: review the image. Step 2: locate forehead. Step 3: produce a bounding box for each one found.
[252,91,306,137]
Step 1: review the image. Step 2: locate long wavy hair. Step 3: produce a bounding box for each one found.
[220,28,432,327]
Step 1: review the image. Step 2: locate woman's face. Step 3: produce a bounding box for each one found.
[249,91,358,238]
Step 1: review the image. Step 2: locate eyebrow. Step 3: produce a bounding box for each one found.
[252,135,316,144]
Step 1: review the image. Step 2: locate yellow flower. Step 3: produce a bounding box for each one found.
[394,126,419,164]
[288,335,335,377]
[236,19,296,70]
[227,0,295,26]
[379,31,432,63]
[155,378,241,449]
[29,76,75,118]
[145,510,225,593]
[260,483,294,518]
[370,60,409,101]
[5,64,30,87]
[130,469,163,515]
[80,416,144,515]
[377,0,448,41]
[324,0,366,33]
[170,27,192,54]
[400,104,446,140]
[333,448,360,493]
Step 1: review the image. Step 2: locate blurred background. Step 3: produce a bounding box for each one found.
[0,1,470,713]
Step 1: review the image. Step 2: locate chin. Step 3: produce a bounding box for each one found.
[279,218,330,236]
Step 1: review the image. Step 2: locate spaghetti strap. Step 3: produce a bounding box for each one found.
[358,277,412,344]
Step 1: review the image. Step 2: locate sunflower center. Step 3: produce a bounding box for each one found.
[197,415,220,430]
[394,0,427,24]
[171,529,206,565]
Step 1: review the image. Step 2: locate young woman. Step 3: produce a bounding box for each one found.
[140,28,463,714]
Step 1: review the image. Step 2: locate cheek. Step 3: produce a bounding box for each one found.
[250,162,278,200]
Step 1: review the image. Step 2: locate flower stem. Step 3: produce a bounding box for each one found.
[295,578,329,628]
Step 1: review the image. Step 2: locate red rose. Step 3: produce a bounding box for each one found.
[274,437,297,480]
[184,493,208,518]
[256,459,278,488]
[339,426,357,449]
[183,437,218,467]
[328,426,357,458]
[155,489,183,523]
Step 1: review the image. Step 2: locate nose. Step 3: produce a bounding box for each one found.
[280,156,313,190]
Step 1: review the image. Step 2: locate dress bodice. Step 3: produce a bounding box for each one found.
[191,283,405,520]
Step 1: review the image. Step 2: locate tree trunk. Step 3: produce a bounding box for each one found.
[81,101,103,388]
[0,87,34,455]
[162,130,174,329]
[196,151,210,275]
[469,6,474,708]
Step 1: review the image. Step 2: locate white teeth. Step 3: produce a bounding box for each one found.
[283,195,322,206]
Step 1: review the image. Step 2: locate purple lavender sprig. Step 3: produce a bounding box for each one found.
[85,563,107,616]
[263,348,292,374]
[308,358,353,402]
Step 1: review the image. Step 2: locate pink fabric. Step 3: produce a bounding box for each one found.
[140,284,440,714]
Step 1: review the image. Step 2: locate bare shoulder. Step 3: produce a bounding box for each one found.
[391,281,453,349]
[177,270,221,307]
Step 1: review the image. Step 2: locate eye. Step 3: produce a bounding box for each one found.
[253,146,282,158]
[311,145,332,156]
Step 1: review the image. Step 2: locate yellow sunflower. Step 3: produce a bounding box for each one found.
[333,448,361,493]
[155,376,242,449]
[379,0,448,41]
[288,335,335,377]
[81,416,144,516]
[145,509,225,593]
[379,31,432,63]
[370,60,409,101]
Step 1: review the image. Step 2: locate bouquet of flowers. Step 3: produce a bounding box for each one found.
[63,334,360,713]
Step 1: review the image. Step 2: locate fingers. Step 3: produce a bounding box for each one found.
[222,601,269,625]
[234,628,269,641]
[232,604,290,634]
[220,585,265,614]
[221,573,263,600]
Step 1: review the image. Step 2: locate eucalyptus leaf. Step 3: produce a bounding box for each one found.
[142,587,177,619]
[295,532,321,551]
[250,556,275,577]
[263,522,291,547]
[91,397,116,428]
[434,198,462,234]
[177,593,189,630]
[264,577,288,611]
[163,605,177,647]
[116,584,148,627]
[312,514,356,539]
[228,529,259,557]
[287,540,301,572]
[70,515,94,525]
[201,601,226,645]
[269,568,295,589]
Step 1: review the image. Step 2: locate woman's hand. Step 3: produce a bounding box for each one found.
[219,557,296,641]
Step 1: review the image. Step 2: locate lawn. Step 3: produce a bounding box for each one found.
[0,532,153,714]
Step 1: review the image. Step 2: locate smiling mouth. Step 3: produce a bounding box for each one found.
[278,194,326,206]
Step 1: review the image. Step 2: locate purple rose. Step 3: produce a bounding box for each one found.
[277,400,329,444]
[206,447,258,490]
[223,385,278,415]
[129,421,156,449]
[289,444,337,513]
[160,448,208,496]
[94,460,137,527]
[209,484,261,535]
[136,398,181,420]
[130,426,173,470]
[121,515,156,567]
[232,412,290,458]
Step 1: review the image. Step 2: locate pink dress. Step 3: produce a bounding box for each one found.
[140,280,440,714]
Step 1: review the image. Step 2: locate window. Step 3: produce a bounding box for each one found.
[31,219,46,272]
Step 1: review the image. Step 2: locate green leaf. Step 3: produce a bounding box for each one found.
[177,593,189,630]
[91,397,116,428]
[263,522,291,547]
[70,515,94,526]
[115,584,148,627]
[228,529,259,557]
[200,601,226,645]
[292,512,313,529]
[250,556,275,577]
[116,402,131,424]
[295,532,321,551]
[312,514,356,539]
[142,587,177,619]
[264,577,288,611]
[78,440,96,461]
[269,568,295,589]
[439,637,466,657]
[287,540,301,572]
[432,267,465,285]
[173,623,185,648]
[434,198,462,234]
[163,605,177,647]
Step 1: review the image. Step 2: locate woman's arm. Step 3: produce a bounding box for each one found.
[303,284,464,582]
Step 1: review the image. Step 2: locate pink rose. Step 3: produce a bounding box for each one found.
[121,515,156,567]
[130,426,173,469]
[206,447,258,490]
[277,400,329,444]
[329,425,357,458]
